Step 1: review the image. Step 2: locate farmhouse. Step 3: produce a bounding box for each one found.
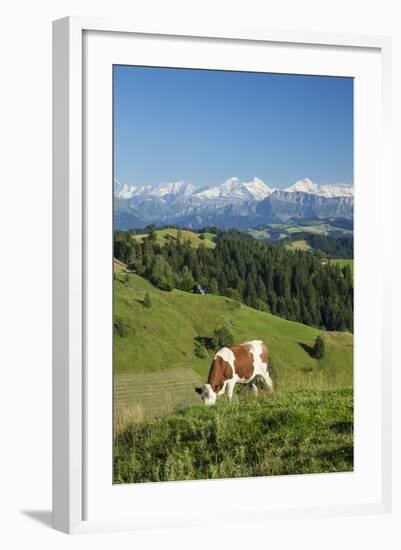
[191,284,208,295]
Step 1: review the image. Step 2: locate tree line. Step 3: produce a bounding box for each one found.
[114,229,353,332]
[280,232,353,259]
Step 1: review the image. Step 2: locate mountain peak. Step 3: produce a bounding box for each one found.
[318,183,354,198]
[243,177,275,200]
[284,178,319,194]
[195,176,272,202]
[114,179,140,199]
[284,178,353,198]
[149,180,195,198]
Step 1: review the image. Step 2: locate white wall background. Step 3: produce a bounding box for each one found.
[0,1,399,548]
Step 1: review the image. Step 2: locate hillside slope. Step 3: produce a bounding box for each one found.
[114,270,353,417]
[132,228,216,249]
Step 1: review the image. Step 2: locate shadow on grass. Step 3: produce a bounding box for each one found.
[299,342,315,358]
[194,335,215,350]
[135,298,152,308]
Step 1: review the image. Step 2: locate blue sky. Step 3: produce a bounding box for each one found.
[113,65,353,189]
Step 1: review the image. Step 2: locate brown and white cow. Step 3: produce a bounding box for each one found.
[199,340,273,406]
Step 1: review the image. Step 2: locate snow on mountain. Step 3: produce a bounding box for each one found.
[317,184,354,198]
[195,177,243,200]
[113,176,354,230]
[284,178,320,194]
[284,178,353,198]
[195,177,273,202]
[147,180,196,199]
[113,179,196,201]
[243,177,275,200]
[113,180,141,199]
[114,177,353,209]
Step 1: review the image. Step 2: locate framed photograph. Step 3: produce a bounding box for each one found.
[52,17,392,534]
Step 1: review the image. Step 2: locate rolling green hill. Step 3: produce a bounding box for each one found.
[113,269,353,419]
[113,257,128,273]
[284,239,312,252]
[247,220,353,243]
[132,228,216,249]
[113,267,353,482]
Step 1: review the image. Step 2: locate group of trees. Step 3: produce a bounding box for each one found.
[113,315,130,337]
[114,229,353,332]
[194,326,234,359]
[281,233,353,259]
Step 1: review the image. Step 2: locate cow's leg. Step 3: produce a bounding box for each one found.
[262,371,274,391]
[226,380,236,401]
[251,382,259,395]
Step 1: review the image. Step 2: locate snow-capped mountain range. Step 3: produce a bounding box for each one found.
[114,180,196,201]
[193,177,273,202]
[115,177,353,202]
[114,177,354,230]
[284,178,354,198]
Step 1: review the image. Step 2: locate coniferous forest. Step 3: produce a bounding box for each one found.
[280,232,353,259]
[114,228,353,332]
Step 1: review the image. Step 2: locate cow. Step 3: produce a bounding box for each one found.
[198,340,273,406]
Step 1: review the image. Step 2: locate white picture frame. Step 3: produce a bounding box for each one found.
[52,16,392,534]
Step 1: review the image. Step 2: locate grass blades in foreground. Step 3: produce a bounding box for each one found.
[114,388,353,483]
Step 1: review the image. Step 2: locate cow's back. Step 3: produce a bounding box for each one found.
[239,340,268,377]
[229,342,257,381]
[208,340,268,387]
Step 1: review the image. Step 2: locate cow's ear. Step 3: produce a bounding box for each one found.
[195,387,202,395]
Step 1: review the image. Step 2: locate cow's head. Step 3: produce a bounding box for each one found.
[197,383,217,406]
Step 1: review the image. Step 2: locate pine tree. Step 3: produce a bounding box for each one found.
[212,326,234,350]
[313,335,325,359]
[209,277,219,295]
[148,225,157,241]
[150,255,174,291]
[181,265,195,292]
[268,290,278,315]
[143,238,154,272]
[245,273,258,308]
[257,276,267,302]
[143,292,152,308]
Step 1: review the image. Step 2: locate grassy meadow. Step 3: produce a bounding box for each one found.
[113,260,354,483]
[284,239,312,252]
[114,389,353,483]
[247,221,353,243]
[132,228,216,249]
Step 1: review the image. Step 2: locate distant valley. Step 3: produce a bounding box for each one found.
[246,217,353,242]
